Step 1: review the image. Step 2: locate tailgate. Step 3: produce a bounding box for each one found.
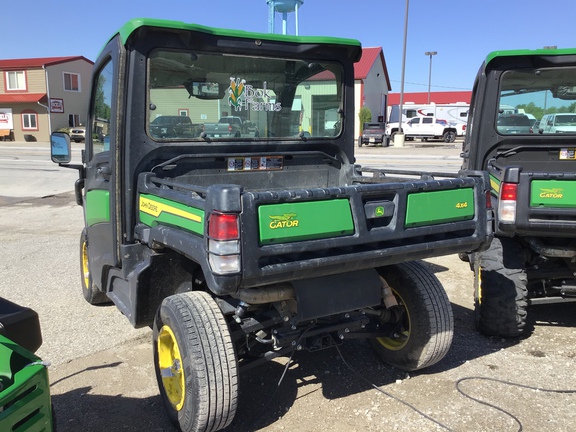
[239,172,491,287]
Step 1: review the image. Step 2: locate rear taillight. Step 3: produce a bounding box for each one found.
[207,212,240,274]
[228,125,233,133]
[485,190,492,210]
[498,182,517,223]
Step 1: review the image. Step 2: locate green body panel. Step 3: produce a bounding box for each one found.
[258,199,354,244]
[85,189,110,226]
[138,194,204,235]
[405,188,475,228]
[0,335,52,432]
[530,180,576,208]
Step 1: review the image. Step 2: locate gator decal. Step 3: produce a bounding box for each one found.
[530,180,576,208]
[258,199,354,244]
[405,188,475,228]
[86,190,110,226]
[139,194,204,235]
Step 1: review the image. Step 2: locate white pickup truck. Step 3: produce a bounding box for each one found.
[386,117,457,143]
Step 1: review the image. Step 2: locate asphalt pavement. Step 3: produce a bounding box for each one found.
[3,138,576,432]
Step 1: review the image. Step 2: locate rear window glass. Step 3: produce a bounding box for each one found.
[498,66,576,135]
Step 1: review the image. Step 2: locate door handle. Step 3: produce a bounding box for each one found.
[97,165,111,180]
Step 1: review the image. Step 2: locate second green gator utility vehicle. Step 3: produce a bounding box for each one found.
[52,19,492,432]
[462,48,576,338]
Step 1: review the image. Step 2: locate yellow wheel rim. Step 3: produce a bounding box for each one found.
[476,265,483,305]
[81,240,90,290]
[157,325,185,410]
[376,288,410,351]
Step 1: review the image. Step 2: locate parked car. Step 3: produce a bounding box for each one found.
[359,122,387,147]
[149,115,196,139]
[69,126,86,143]
[538,113,576,134]
[496,114,533,134]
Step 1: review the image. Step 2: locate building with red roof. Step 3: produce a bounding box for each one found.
[388,91,471,105]
[0,56,93,142]
[354,47,391,138]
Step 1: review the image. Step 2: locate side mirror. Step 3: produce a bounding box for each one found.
[51,132,71,163]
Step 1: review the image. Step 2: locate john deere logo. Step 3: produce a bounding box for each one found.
[539,188,563,199]
[269,213,299,229]
[375,206,385,217]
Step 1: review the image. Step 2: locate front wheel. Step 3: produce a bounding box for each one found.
[80,229,109,305]
[369,261,454,371]
[154,291,238,432]
[474,237,528,337]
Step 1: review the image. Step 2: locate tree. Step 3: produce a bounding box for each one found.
[359,106,372,133]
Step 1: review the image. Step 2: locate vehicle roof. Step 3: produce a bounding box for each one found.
[114,18,361,52]
[485,48,576,67]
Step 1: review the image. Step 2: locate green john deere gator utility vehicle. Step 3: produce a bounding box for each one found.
[462,48,576,338]
[52,18,492,432]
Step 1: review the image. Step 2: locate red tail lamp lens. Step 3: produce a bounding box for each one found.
[209,212,239,240]
[500,183,517,201]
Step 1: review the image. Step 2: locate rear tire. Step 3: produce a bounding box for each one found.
[474,237,528,337]
[443,131,456,143]
[369,261,454,371]
[153,291,238,432]
[80,229,110,305]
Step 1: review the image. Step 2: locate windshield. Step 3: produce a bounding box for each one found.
[147,49,343,141]
[498,66,576,135]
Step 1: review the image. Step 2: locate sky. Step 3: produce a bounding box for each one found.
[4,0,576,93]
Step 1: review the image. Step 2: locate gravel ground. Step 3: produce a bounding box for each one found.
[2,192,576,432]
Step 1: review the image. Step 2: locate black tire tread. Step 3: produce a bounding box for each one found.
[371,261,454,371]
[474,237,528,337]
[156,291,238,432]
[80,229,109,305]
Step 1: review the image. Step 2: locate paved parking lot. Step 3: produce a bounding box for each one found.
[2,140,576,432]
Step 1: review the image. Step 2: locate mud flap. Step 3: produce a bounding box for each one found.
[292,269,382,321]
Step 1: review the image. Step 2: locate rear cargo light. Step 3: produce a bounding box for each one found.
[486,190,492,209]
[208,212,240,274]
[498,182,517,223]
[209,212,239,240]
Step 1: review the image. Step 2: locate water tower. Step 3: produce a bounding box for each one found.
[267,0,304,35]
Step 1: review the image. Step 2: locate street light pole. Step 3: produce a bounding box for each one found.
[396,0,410,147]
[424,51,437,104]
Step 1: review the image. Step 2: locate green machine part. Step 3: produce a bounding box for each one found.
[405,188,475,228]
[0,335,52,432]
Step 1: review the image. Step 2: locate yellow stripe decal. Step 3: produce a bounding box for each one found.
[139,196,202,223]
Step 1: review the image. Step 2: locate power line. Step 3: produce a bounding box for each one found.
[390,79,471,91]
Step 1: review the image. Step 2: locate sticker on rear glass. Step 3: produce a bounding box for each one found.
[559,148,576,160]
[227,156,283,171]
[228,77,282,112]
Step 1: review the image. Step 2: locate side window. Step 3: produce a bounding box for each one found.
[90,60,113,156]
[422,117,433,124]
